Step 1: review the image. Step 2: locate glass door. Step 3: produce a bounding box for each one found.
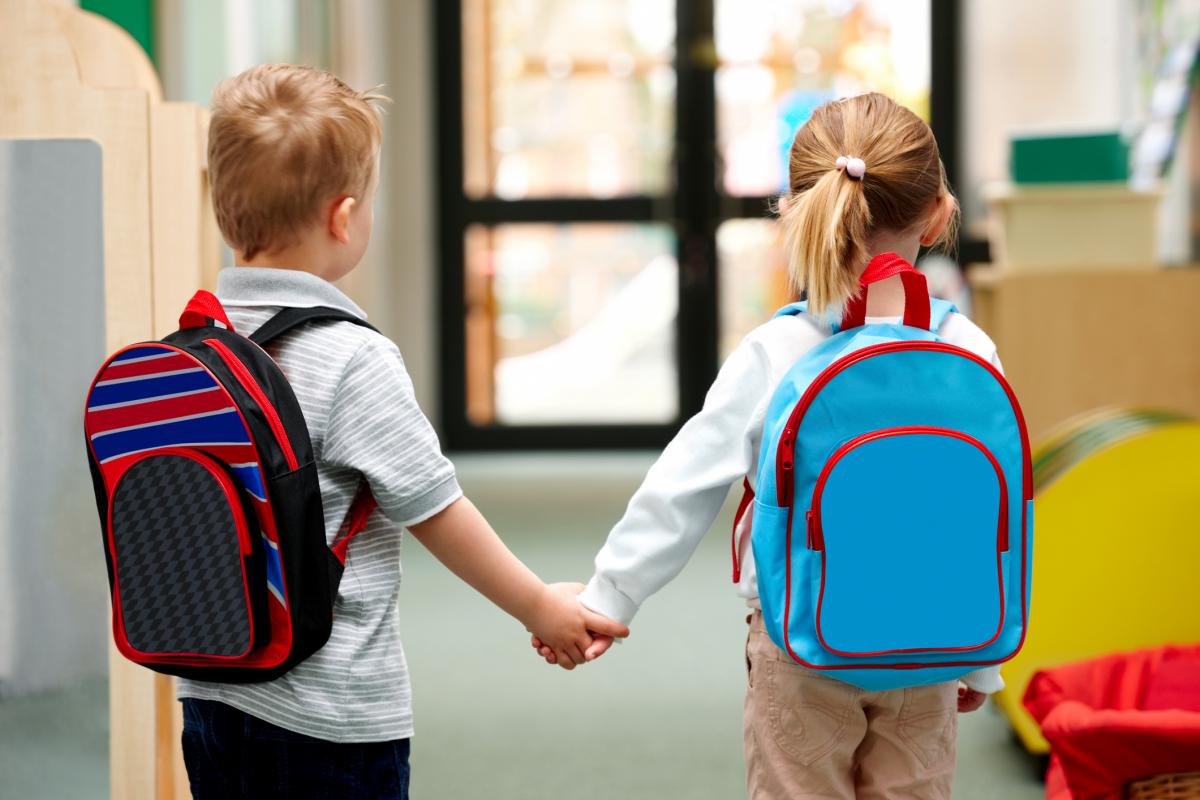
[436,0,959,449]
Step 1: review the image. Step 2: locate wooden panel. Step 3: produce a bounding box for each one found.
[2,2,215,797]
[151,101,212,329]
[970,267,1200,439]
[51,4,162,99]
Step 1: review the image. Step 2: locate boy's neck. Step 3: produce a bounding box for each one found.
[236,248,350,283]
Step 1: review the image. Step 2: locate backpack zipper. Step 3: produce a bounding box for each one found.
[204,338,299,472]
[775,341,1031,507]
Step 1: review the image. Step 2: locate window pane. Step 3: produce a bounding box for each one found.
[718,219,791,358]
[462,0,676,198]
[715,0,931,196]
[465,223,679,424]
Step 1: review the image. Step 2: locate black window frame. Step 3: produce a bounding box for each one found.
[433,0,977,451]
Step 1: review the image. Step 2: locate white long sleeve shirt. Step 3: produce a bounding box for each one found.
[578,310,1006,693]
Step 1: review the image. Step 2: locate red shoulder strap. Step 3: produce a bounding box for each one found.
[840,253,931,331]
[330,486,378,564]
[731,478,754,583]
[179,289,235,332]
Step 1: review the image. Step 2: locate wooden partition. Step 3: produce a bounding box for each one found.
[970,267,1200,439]
[0,1,218,797]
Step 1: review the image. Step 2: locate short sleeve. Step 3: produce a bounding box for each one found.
[322,336,462,526]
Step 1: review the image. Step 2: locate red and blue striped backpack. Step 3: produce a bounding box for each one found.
[84,290,377,682]
[734,254,1033,690]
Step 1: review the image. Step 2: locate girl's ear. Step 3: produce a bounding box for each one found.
[919,194,954,247]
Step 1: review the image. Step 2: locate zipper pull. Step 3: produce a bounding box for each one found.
[806,509,824,551]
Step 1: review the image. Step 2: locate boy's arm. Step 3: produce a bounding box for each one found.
[577,336,772,627]
[408,496,628,667]
[322,335,625,666]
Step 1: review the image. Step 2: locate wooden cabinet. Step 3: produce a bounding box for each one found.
[969,267,1200,440]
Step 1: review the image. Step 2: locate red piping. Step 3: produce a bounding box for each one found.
[106,448,256,663]
[204,339,299,471]
[730,478,754,583]
[776,340,1032,508]
[808,426,1008,658]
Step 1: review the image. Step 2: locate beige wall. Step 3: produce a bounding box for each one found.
[351,0,438,416]
[962,0,1130,227]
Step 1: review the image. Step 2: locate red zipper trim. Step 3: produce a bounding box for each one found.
[730,478,755,583]
[107,448,257,664]
[775,341,1032,507]
[204,338,298,471]
[808,426,1008,658]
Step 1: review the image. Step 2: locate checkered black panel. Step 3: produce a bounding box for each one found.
[111,454,252,657]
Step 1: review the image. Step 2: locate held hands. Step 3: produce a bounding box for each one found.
[524,582,628,671]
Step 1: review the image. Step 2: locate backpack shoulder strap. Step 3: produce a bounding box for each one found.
[246,306,381,564]
[249,306,379,347]
[773,300,808,319]
[928,298,959,332]
[774,300,845,334]
[777,297,960,334]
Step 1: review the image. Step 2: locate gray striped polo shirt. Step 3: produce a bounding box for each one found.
[176,267,461,742]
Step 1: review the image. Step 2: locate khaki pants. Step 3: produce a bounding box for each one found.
[744,612,957,799]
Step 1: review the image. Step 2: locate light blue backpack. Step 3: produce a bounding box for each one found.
[735,253,1032,691]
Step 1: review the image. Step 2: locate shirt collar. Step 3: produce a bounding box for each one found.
[215,267,368,320]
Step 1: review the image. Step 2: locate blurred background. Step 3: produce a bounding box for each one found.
[2,0,1199,798]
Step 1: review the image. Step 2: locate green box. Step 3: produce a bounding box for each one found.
[1010,131,1129,184]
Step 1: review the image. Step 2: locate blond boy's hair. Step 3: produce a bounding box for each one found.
[780,93,959,316]
[208,64,388,259]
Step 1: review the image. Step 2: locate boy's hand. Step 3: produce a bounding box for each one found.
[524,582,628,670]
[957,684,987,713]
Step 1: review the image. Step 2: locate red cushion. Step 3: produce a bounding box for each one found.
[1024,645,1200,800]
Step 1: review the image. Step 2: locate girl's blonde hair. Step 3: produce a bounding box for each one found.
[780,93,959,315]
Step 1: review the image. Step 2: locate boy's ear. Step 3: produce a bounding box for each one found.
[328,195,357,245]
[919,194,954,247]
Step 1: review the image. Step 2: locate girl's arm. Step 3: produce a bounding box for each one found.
[576,337,772,626]
[408,496,629,667]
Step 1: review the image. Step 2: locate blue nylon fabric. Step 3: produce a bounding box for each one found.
[751,305,1030,691]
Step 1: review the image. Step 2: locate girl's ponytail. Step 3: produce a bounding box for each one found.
[781,167,871,317]
[779,93,958,317]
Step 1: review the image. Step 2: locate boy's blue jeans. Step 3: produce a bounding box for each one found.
[181,699,410,799]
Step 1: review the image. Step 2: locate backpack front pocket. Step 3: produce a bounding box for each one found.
[807,426,1007,657]
[108,448,266,661]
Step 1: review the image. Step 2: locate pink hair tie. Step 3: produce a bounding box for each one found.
[835,155,866,180]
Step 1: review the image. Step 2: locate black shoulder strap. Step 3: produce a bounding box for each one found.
[249,306,379,347]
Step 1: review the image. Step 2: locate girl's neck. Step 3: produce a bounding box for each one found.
[862,229,921,270]
[859,228,923,318]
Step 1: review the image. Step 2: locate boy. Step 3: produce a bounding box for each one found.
[176,64,627,800]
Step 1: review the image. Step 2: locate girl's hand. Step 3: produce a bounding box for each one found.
[531,632,616,665]
[524,582,628,670]
[957,684,987,713]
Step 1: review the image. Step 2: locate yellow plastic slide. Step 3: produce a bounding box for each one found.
[992,408,1200,753]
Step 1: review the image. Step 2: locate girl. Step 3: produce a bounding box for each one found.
[536,93,1003,798]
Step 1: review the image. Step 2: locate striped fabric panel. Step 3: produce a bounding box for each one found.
[86,344,282,605]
